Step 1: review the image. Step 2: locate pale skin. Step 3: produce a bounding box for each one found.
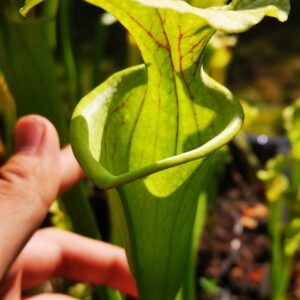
[0,115,138,300]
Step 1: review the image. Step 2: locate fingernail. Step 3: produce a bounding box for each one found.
[15,117,45,151]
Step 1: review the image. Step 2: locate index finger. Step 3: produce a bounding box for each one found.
[20,228,138,297]
[58,145,85,195]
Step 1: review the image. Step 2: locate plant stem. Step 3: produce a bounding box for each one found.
[0,76,16,158]
[41,0,59,49]
[275,254,293,300]
[180,190,208,300]
[59,0,80,104]
[269,200,284,300]
[92,15,108,88]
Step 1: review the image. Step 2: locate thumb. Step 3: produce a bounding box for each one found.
[3,115,61,208]
[0,115,61,280]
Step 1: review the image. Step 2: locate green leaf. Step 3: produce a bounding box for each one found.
[70,1,290,300]
[83,0,289,34]
[20,0,45,16]
[257,155,290,202]
[177,148,230,300]
[0,10,66,138]
[186,0,227,8]
[0,76,16,157]
[283,100,300,195]
[285,218,300,256]
[257,154,289,181]
[0,10,113,300]
[284,100,300,159]
[71,65,243,189]
[228,0,290,28]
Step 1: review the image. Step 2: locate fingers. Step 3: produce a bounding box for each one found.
[23,294,78,300]
[0,267,22,300]
[0,115,61,280]
[58,145,84,195]
[20,228,138,297]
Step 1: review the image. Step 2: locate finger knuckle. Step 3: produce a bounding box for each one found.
[0,155,41,185]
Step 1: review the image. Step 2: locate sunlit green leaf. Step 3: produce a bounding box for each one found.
[285,218,300,256]
[267,174,289,202]
[257,154,289,181]
[283,100,300,195]
[20,0,45,16]
[257,155,290,202]
[0,76,16,157]
[284,100,300,160]
[187,0,227,8]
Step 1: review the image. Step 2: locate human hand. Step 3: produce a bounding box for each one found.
[0,115,137,299]
[4,228,137,300]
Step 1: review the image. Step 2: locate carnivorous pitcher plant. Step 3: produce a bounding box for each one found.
[20,0,290,299]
